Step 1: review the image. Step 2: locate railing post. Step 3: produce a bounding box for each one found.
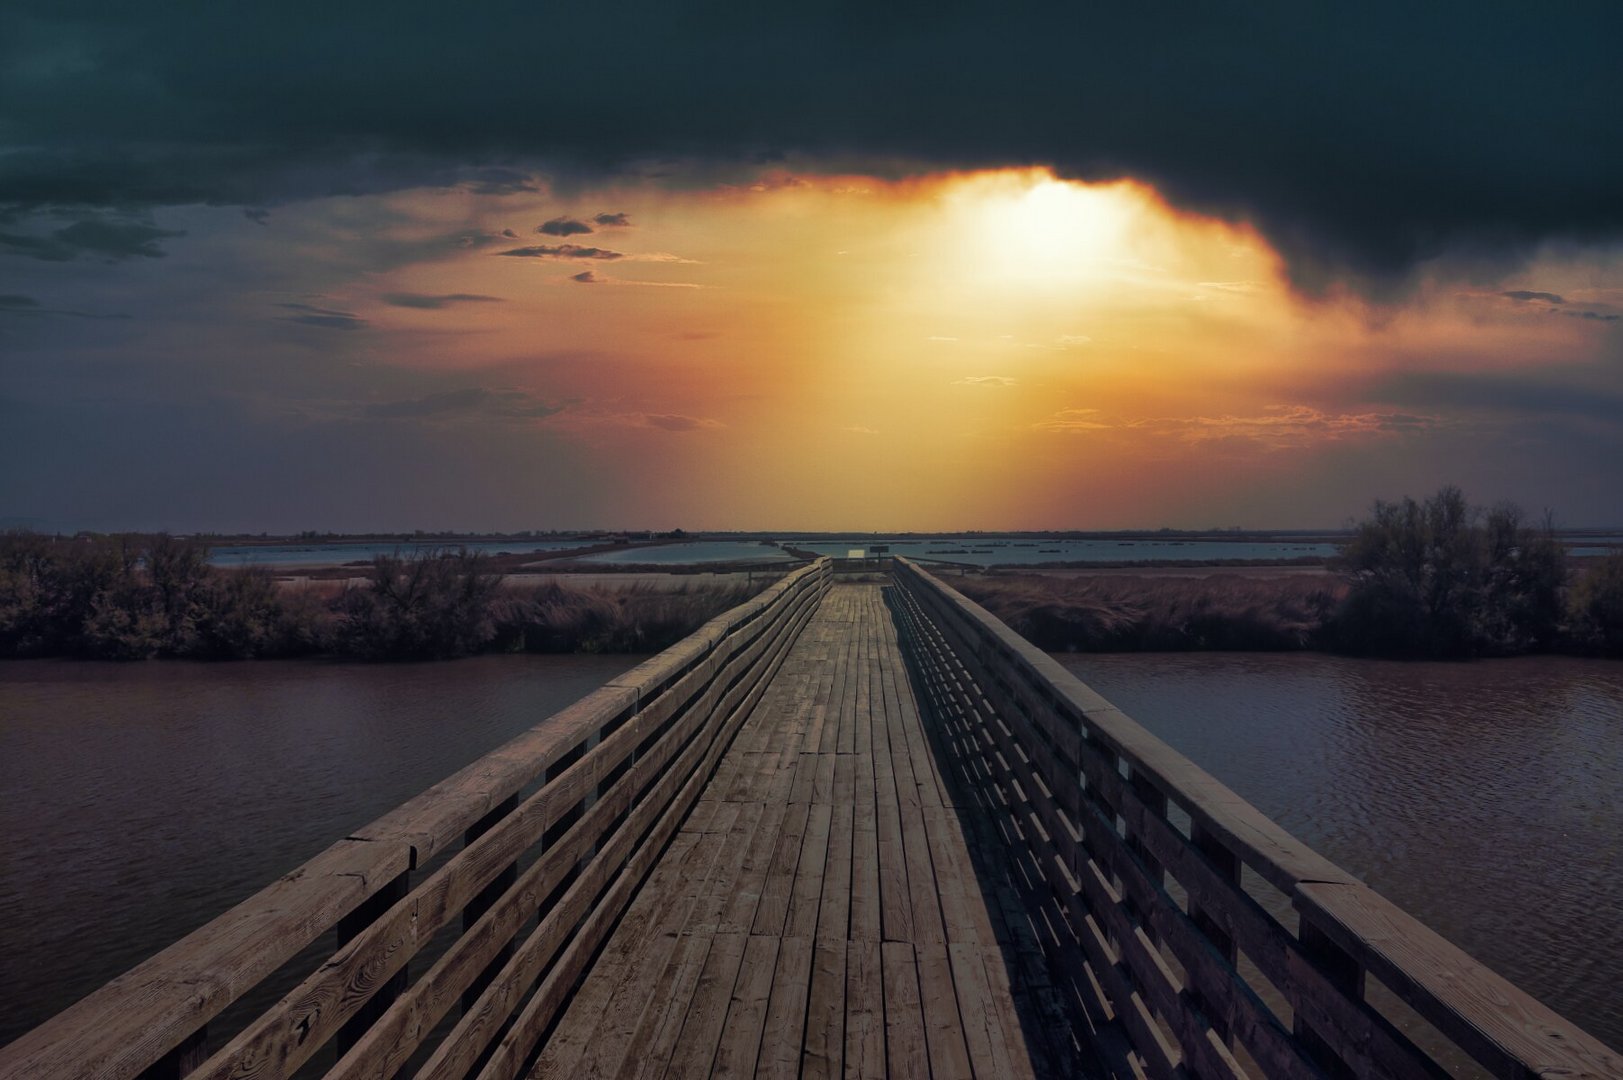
[335,867,411,1056]
[1189,822,1240,1045]
[138,1025,207,1080]
[1295,914,1363,1078]
[462,793,521,1013]
[1126,767,1167,948]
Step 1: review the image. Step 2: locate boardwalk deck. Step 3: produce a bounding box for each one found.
[534,584,1057,1080]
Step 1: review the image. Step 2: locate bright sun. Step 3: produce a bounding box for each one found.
[946,171,1138,288]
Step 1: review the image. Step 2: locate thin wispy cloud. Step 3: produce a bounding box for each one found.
[380,292,504,309]
[277,302,367,330]
[498,243,624,260]
[567,270,701,288]
[364,387,568,422]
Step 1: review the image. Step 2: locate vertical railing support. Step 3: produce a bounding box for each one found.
[462,793,521,1013]
[1189,822,1240,1045]
[1296,915,1364,1078]
[138,1025,207,1080]
[335,867,411,1056]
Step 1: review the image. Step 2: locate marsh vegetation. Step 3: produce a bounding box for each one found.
[0,534,760,661]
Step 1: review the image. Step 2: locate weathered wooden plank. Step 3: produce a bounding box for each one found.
[712,934,782,1079]
[918,944,976,1079]
[882,942,931,1079]
[803,943,849,1080]
[786,802,835,939]
[665,932,750,1079]
[844,940,886,1080]
[754,801,812,937]
[757,936,816,1080]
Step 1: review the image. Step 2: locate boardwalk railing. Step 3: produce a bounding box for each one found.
[890,557,1621,1080]
[0,559,832,1080]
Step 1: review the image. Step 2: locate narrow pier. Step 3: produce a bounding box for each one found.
[2,558,1617,1080]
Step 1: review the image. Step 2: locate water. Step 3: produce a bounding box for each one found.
[208,538,591,567]
[0,654,640,1048]
[576,540,791,564]
[797,537,1342,565]
[3,651,1619,1061]
[1052,651,1623,1054]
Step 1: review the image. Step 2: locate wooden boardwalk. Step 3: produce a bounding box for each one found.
[534,583,1056,1079]
[9,560,1615,1080]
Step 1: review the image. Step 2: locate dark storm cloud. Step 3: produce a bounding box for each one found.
[3,3,1621,290]
[462,167,539,195]
[538,216,594,236]
[243,207,270,225]
[1502,290,1566,304]
[380,292,504,309]
[365,387,567,421]
[277,302,366,330]
[0,293,130,319]
[594,212,631,227]
[0,216,185,261]
[497,244,623,260]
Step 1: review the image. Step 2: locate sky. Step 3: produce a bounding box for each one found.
[2,2,1621,533]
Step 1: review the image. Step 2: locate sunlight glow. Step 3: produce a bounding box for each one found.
[960,174,1135,286]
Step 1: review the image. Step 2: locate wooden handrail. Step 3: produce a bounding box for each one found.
[0,559,832,1080]
[890,557,1621,1080]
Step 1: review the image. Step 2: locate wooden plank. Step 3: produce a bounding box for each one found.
[664,932,750,1079]
[712,934,782,1079]
[757,937,816,1080]
[844,940,886,1080]
[753,802,812,937]
[718,797,792,934]
[882,942,930,1079]
[803,943,849,1080]
[687,801,767,935]
[786,802,835,939]
[918,944,975,1079]
[900,801,946,946]
[849,806,882,943]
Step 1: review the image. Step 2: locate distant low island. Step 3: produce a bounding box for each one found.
[3,487,1620,661]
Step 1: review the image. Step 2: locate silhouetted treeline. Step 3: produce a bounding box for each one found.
[0,533,759,661]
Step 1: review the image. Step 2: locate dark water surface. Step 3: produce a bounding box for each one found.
[0,654,639,1048]
[3,653,1619,1062]
[1053,652,1623,1056]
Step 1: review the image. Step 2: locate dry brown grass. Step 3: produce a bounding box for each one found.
[955,572,1344,652]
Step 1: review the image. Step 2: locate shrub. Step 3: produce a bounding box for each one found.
[1327,487,1567,657]
[333,550,501,660]
[1570,553,1623,656]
